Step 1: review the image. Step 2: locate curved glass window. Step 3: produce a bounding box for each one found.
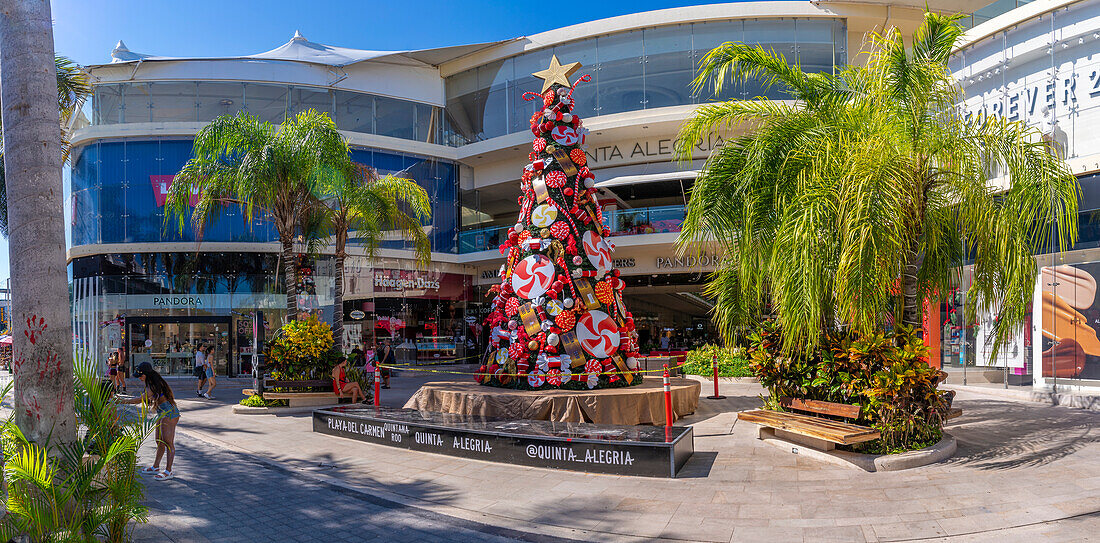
[90,82,456,146]
[70,138,460,253]
[445,18,847,142]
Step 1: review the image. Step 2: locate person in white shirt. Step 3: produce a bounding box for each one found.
[194,345,207,397]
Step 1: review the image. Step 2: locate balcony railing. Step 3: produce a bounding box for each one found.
[458,204,686,253]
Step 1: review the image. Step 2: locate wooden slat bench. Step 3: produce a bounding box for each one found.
[738,397,879,451]
[242,379,350,408]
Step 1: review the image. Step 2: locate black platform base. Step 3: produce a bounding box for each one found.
[313,406,694,478]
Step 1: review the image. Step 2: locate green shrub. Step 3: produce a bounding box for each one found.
[747,321,951,452]
[682,344,753,377]
[265,315,339,379]
[238,394,287,408]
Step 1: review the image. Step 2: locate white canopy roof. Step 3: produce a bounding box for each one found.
[107,31,513,69]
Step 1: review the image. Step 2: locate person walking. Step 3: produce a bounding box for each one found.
[331,356,365,403]
[193,344,207,397]
[201,345,217,399]
[377,339,395,389]
[107,351,126,393]
[120,362,179,481]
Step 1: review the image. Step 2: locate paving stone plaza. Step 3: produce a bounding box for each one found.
[118,368,1100,543]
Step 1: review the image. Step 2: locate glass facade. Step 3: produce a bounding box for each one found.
[69,253,474,375]
[445,18,847,142]
[459,204,686,253]
[90,82,460,146]
[69,138,460,253]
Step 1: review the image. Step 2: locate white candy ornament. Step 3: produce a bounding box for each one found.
[576,310,620,358]
[584,178,595,189]
[547,333,560,346]
[514,223,524,232]
[528,372,545,388]
[572,255,583,265]
[512,254,556,299]
[586,372,599,389]
[626,357,639,370]
[563,297,574,308]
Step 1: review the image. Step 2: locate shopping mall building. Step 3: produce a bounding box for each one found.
[68,0,1100,392]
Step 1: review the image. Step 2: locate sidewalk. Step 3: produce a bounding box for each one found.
[138,369,1100,542]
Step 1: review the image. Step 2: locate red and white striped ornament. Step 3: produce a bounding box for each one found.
[576,310,620,359]
[512,254,555,299]
[545,170,568,188]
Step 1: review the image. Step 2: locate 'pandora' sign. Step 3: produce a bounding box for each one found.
[655,253,723,270]
[151,295,206,307]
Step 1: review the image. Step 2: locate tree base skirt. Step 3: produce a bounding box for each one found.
[403,379,700,425]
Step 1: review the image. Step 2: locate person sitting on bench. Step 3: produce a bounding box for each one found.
[331,356,365,404]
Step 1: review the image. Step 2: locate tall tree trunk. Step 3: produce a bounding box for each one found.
[281,236,297,321]
[333,251,345,352]
[0,0,76,445]
[901,243,923,330]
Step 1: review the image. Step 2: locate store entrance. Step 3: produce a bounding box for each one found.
[126,316,234,377]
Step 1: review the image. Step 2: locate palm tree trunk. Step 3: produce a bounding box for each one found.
[901,244,923,330]
[0,0,76,445]
[281,236,297,321]
[333,252,345,351]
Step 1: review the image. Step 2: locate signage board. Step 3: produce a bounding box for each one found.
[313,406,694,478]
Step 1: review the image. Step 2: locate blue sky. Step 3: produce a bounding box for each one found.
[1,0,743,284]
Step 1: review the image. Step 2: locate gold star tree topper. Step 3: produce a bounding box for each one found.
[532,55,582,93]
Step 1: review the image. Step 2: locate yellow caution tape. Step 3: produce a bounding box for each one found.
[375,360,688,378]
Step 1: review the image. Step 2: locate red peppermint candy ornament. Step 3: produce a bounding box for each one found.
[549,221,570,239]
[511,254,555,299]
[570,148,587,166]
[545,170,567,188]
[550,125,579,146]
[505,297,520,317]
[532,138,547,152]
[576,310,620,359]
[543,89,555,107]
[546,369,563,386]
[582,230,613,276]
[507,341,526,361]
[584,359,602,374]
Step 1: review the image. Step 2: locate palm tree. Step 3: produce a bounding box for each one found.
[675,12,1079,356]
[0,55,91,236]
[0,0,81,445]
[165,110,353,320]
[319,164,432,350]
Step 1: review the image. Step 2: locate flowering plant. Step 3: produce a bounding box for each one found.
[266,315,336,378]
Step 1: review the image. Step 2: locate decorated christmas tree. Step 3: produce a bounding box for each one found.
[479,56,641,390]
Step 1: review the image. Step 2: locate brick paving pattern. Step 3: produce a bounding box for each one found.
[132,431,555,543]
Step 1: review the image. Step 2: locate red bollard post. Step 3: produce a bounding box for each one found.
[374,366,381,407]
[663,364,673,427]
[707,352,727,400]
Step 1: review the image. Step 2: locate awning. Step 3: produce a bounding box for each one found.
[595,170,698,189]
[0,335,11,345]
